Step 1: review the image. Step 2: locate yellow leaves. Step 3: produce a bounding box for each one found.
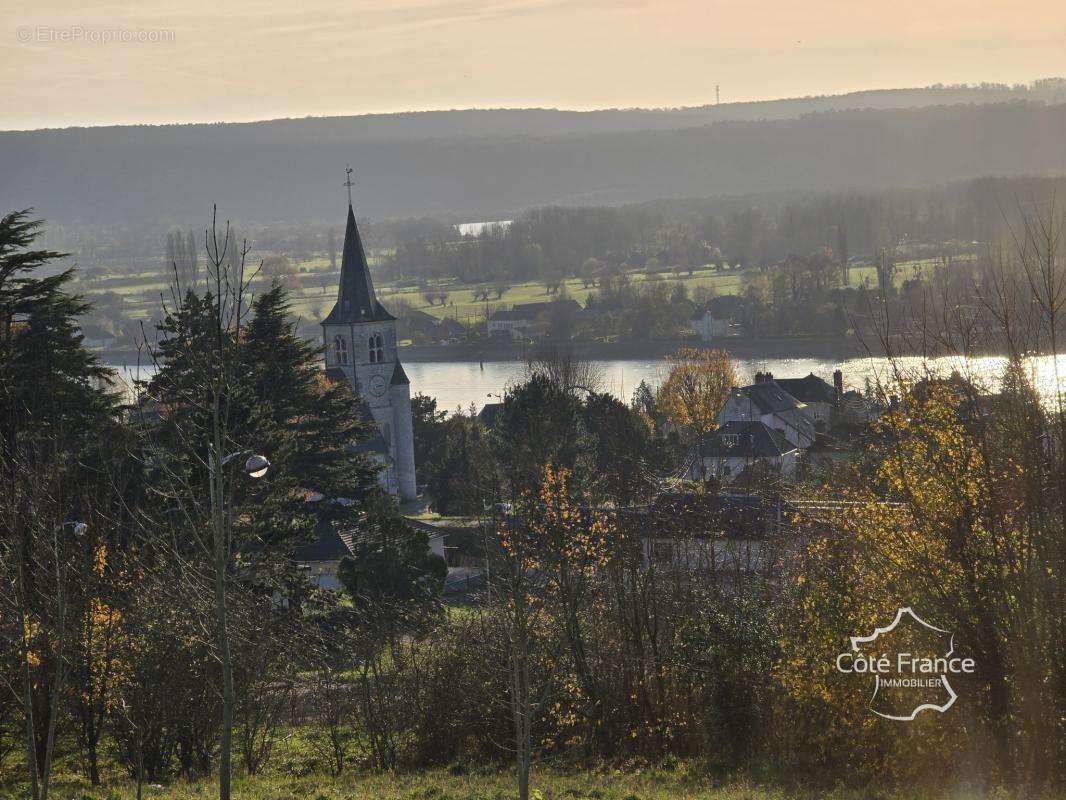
[93,541,108,576]
[656,348,736,438]
[23,617,42,667]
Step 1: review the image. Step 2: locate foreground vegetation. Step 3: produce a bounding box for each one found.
[3,201,1065,800]
[6,769,1057,800]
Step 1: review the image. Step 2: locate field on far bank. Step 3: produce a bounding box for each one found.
[0,767,1039,800]
[71,250,968,337]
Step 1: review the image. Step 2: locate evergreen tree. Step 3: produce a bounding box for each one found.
[0,209,124,800]
[338,492,446,628]
[241,282,381,548]
[146,281,380,559]
[583,392,663,505]
[494,373,588,498]
[410,393,447,477]
[0,209,113,454]
[425,413,497,515]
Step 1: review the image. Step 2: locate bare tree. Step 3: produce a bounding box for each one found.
[525,343,604,396]
[138,207,265,800]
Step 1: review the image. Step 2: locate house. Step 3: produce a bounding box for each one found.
[759,370,840,427]
[839,389,881,424]
[487,302,551,340]
[291,521,354,590]
[693,420,799,483]
[717,380,816,448]
[690,309,730,340]
[806,426,863,474]
[292,516,446,591]
[705,295,751,328]
[78,322,116,349]
[635,493,786,581]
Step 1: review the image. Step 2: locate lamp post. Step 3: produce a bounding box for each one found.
[206,445,268,800]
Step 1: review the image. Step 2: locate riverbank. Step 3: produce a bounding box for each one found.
[399,335,872,364]
[95,336,872,369]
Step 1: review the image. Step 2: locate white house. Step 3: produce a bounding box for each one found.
[761,371,840,427]
[690,310,729,340]
[487,302,551,340]
[693,420,799,483]
[717,381,816,448]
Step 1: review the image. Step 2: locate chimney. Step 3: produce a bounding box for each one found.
[765,372,773,382]
[754,371,764,383]
[833,369,843,395]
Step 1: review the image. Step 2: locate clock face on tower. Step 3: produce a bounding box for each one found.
[368,374,387,397]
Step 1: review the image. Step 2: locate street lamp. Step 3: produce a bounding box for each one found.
[244,454,269,478]
[209,448,270,478]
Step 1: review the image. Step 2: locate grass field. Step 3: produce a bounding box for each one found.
[0,766,1037,800]
[71,250,971,332]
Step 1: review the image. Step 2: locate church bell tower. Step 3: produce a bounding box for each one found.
[321,168,417,501]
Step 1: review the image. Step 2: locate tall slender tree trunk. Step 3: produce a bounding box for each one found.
[215,564,234,800]
[17,556,41,800]
[511,640,531,800]
[210,424,234,800]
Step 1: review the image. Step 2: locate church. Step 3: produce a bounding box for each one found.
[321,183,417,502]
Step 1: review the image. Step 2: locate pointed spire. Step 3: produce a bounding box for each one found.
[322,171,395,325]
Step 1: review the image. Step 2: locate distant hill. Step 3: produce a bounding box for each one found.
[3,80,1066,227]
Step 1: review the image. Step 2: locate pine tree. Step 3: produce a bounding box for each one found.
[0,209,123,800]
[240,282,380,548]
[146,281,380,559]
[0,209,114,454]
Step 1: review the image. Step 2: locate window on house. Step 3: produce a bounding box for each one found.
[368,333,384,363]
[334,336,348,365]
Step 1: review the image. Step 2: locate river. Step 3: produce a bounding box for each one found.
[108,354,1066,412]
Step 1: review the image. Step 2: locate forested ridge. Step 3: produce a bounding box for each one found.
[4,98,1066,226]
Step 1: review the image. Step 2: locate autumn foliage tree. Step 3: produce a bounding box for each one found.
[656,348,736,474]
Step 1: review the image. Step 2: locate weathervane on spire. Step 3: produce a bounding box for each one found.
[344,164,355,206]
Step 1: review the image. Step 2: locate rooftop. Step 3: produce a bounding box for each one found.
[734,381,803,415]
[701,420,797,459]
[321,203,396,325]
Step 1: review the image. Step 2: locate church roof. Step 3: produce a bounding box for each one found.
[321,204,396,325]
[390,361,410,386]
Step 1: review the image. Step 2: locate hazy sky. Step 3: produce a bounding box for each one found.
[2,0,1064,130]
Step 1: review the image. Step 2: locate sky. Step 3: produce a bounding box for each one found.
[2,0,1065,131]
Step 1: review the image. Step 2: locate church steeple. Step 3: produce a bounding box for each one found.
[319,168,416,503]
[321,173,395,324]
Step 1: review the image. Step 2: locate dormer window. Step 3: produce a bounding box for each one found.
[368,333,384,363]
[334,336,348,365]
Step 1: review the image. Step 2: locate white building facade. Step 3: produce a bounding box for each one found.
[690,310,729,340]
